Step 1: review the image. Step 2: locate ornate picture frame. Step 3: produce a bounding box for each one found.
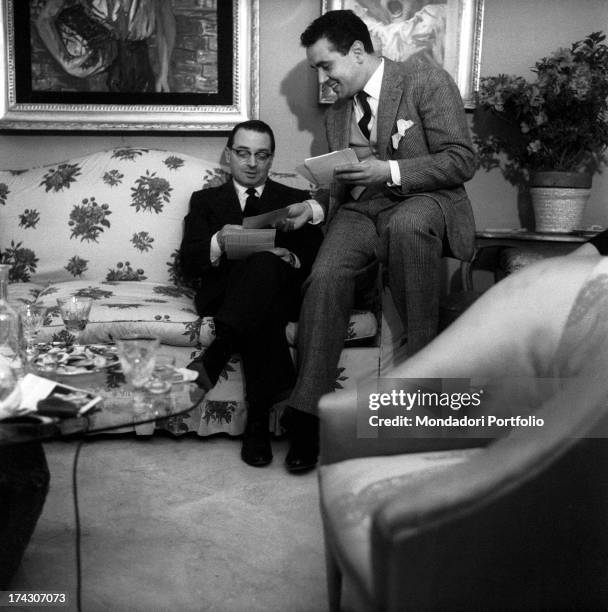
[319,0,484,109]
[0,0,259,131]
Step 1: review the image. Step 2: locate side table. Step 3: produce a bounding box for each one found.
[462,229,600,291]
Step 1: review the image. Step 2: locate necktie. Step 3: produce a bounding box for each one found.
[357,91,372,141]
[243,187,260,218]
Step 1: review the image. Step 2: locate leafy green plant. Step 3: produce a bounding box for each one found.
[476,32,608,176]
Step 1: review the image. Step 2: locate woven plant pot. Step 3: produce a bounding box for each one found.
[530,172,592,233]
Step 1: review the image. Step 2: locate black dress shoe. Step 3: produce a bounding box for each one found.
[285,438,318,473]
[284,408,319,473]
[241,420,272,467]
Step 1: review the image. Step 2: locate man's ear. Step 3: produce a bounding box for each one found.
[223,147,231,166]
[350,40,365,60]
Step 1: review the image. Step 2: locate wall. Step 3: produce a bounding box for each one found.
[0,0,607,230]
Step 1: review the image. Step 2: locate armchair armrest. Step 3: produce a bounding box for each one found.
[373,371,608,535]
[319,386,487,466]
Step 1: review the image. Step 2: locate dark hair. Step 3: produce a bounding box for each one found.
[300,10,374,55]
[227,119,276,152]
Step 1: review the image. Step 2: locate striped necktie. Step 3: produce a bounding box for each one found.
[356,91,372,141]
[243,187,260,217]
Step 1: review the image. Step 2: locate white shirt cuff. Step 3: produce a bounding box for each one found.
[388,160,401,186]
[210,232,222,266]
[306,199,325,225]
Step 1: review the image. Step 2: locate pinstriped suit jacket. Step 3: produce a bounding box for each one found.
[324,56,477,261]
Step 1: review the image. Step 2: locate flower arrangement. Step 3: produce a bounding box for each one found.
[476,32,608,177]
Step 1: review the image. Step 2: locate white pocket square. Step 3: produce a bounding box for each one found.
[392,119,414,149]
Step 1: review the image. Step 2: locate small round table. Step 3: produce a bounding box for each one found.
[0,365,205,445]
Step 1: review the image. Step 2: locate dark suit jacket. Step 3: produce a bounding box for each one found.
[180,178,322,316]
[324,56,477,261]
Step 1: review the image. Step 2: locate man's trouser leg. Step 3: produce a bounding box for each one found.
[289,209,378,415]
[218,251,298,412]
[378,196,446,356]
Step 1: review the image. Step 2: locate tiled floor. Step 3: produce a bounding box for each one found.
[11,434,327,612]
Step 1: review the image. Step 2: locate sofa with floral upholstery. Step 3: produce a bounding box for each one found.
[0,147,405,437]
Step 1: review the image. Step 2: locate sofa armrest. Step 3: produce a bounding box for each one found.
[319,386,486,466]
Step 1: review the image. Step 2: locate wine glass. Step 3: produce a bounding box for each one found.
[19,304,45,361]
[56,297,93,346]
[147,354,177,394]
[115,338,160,417]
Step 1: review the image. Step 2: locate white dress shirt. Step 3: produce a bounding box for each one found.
[353,58,401,186]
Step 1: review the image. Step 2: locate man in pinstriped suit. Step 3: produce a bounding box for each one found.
[279,10,477,471]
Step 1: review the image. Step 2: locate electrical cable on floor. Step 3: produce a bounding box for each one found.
[67,413,158,611]
[72,437,85,612]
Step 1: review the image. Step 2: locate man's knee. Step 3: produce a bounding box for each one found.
[304,258,355,296]
[387,197,445,239]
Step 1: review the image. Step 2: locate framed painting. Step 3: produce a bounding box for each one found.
[0,0,259,131]
[319,0,484,109]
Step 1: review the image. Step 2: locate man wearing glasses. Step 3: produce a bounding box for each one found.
[180,120,322,469]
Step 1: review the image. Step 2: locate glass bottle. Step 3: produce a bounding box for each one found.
[0,264,24,376]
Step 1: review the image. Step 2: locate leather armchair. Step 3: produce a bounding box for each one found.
[317,373,608,611]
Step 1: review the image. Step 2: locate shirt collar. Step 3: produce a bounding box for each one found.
[233,180,265,199]
[362,57,384,101]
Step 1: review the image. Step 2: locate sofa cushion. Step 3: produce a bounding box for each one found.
[32,280,202,347]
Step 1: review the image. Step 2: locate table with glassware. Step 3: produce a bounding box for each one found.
[3,333,204,447]
[0,265,205,442]
[0,347,205,445]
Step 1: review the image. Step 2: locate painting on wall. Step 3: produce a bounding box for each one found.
[0,0,259,130]
[319,0,484,108]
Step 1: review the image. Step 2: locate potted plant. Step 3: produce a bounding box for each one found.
[476,31,608,232]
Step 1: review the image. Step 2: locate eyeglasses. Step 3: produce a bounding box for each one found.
[230,148,273,163]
